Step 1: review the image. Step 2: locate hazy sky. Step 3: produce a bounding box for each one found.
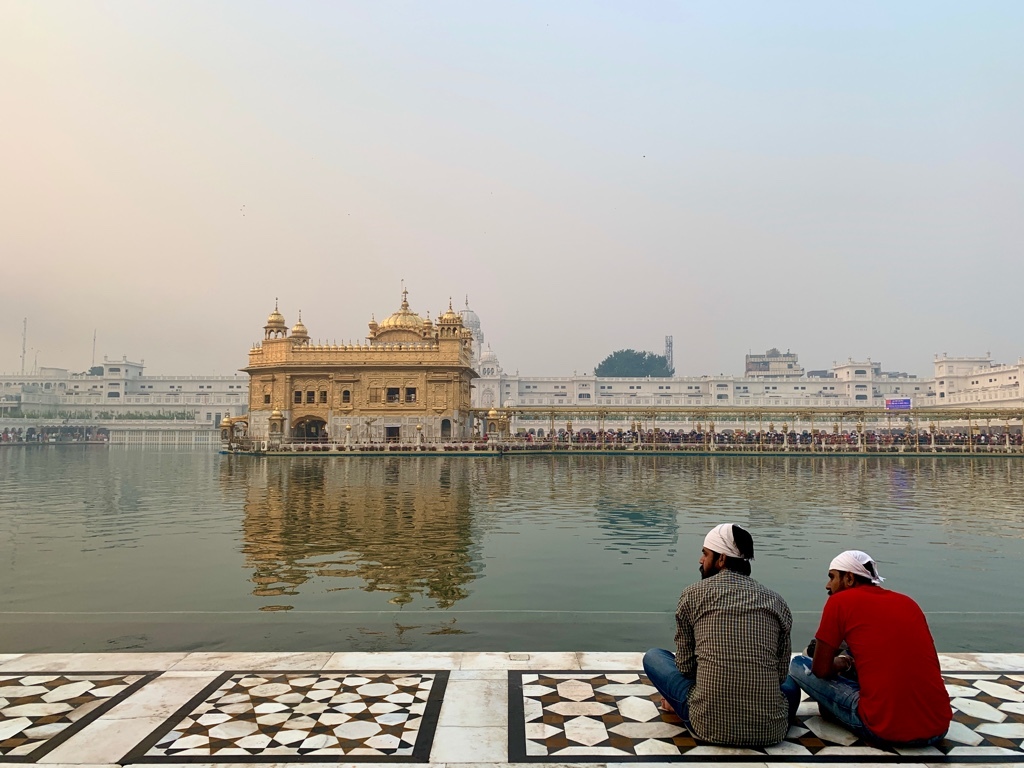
[2,2,1022,377]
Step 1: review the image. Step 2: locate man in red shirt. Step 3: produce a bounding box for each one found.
[790,550,951,746]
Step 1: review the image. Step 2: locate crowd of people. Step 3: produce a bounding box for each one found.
[516,427,1023,449]
[643,524,951,748]
[0,426,107,443]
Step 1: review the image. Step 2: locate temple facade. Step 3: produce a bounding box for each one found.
[243,290,477,443]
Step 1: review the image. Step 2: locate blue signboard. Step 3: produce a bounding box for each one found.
[885,398,912,410]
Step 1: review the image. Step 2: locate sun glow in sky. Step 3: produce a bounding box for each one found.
[2,2,1022,376]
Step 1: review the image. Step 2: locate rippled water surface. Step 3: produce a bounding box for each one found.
[1,447,1022,652]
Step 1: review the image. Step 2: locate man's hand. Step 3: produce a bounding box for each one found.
[834,653,854,674]
[811,638,841,679]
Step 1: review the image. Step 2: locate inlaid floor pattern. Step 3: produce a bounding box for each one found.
[0,672,150,760]
[126,670,447,761]
[510,671,1024,761]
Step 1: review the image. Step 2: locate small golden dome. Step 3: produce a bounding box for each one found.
[291,311,308,337]
[270,409,283,418]
[266,303,286,328]
[487,408,499,419]
[438,298,460,323]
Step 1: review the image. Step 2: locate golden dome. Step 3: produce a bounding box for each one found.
[378,289,424,331]
[266,300,286,328]
[291,311,308,337]
[487,408,499,419]
[438,298,461,323]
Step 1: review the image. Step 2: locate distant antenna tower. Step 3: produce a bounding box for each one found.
[664,335,674,370]
[21,318,27,375]
[92,329,97,367]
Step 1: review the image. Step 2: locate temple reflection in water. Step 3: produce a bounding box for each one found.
[230,457,478,608]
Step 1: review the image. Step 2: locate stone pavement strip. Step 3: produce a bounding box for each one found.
[0,652,1020,767]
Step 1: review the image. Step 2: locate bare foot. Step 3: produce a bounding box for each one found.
[659,697,673,713]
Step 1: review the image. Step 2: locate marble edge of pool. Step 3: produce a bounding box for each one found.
[0,651,1021,673]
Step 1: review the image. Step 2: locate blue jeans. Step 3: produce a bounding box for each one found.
[643,648,799,731]
[789,655,945,747]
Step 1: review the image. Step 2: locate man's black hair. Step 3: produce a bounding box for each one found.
[832,558,879,586]
[713,524,755,576]
[849,559,877,586]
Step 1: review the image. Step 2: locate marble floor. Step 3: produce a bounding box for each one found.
[126,671,446,761]
[510,670,1024,761]
[0,651,1019,766]
[0,672,152,760]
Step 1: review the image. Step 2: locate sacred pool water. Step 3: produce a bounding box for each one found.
[0,448,1021,653]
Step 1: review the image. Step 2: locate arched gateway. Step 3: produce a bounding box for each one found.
[293,417,326,442]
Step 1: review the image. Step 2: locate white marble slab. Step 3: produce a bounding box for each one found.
[974,678,1024,701]
[802,715,858,746]
[436,680,507,728]
[168,652,332,671]
[100,671,221,720]
[976,721,1024,738]
[460,652,580,670]
[951,695,1006,722]
[430,725,507,762]
[944,719,986,746]
[449,668,509,680]
[937,653,989,671]
[683,745,763,756]
[974,652,1024,671]
[0,652,187,672]
[36,714,167,763]
[324,651,461,670]
[575,652,644,669]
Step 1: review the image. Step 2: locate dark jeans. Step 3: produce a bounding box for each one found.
[789,654,946,747]
[642,648,800,731]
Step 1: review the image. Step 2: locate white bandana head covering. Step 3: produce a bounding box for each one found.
[703,523,753,561]
[829,550,884,585]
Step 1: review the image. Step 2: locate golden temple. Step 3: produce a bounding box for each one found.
[242,290,477,443]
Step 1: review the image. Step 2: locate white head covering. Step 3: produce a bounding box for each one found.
[829,550,884,585]
[703,523,753,561]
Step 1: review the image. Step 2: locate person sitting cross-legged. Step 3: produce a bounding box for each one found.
[643,523,799,746]
[789,550,951,747]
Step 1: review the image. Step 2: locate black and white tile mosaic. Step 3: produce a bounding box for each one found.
[124,670,448,762]
[0,672,152,761]
[509,670,1024,762]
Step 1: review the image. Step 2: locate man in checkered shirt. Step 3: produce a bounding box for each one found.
[643,523,799,746]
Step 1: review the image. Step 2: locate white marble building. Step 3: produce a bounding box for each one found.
[0,356,249,426]
[467,309,1023,415]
